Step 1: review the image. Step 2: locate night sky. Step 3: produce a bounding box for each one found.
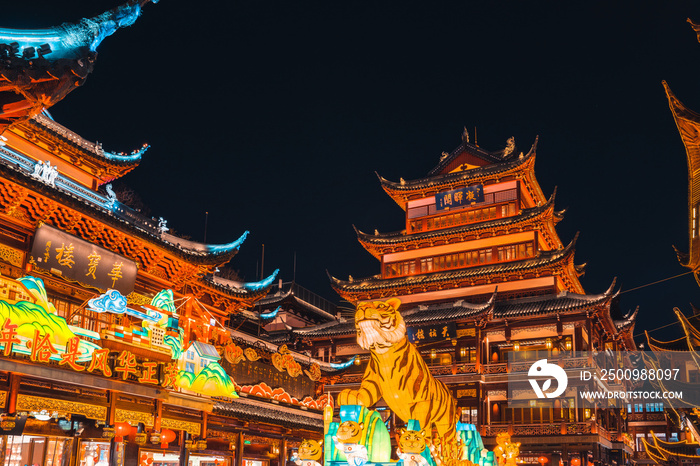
[5,1,700,343]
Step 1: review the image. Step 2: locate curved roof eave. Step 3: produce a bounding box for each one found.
[26,115,147,168]
[0,0,153,60]
[356,187,557,245]
[329,232,578,292]
[377,136,539,193]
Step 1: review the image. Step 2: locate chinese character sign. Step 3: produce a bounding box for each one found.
[435,185,484,211]
[406,323,456,343]
[30,225,137,294]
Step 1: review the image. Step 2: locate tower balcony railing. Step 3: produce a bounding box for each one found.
[481,421,611,440]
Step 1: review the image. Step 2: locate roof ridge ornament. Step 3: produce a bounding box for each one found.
[440,151,449,161]
[689,18,700,43]
[105,183,118,208]
[503,137,515,158]
[462,126,470,142]
[31,160,59,187]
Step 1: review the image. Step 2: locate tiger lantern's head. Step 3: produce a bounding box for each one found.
[336,420,364,444]
[354,298,406,354]
[397,428,427,454]
[298,439,323,461]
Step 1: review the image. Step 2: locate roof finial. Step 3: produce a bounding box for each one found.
[474,127,478,146]
[440,151,449,161]
[462,126,470,142]
[689,18,700,43]
[503,137,515,158]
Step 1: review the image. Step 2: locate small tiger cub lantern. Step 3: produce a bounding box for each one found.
[292,439,323,466]
[396,428,429,466]
[332,420,368,466]
[493,432,520,466]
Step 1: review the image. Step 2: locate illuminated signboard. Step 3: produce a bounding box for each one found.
[407,322,456,343]
[30,224,137,294]
[435,185,484,211]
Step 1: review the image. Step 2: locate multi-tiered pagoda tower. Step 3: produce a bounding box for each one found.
[330,132,583,305]
[305,130,638,466]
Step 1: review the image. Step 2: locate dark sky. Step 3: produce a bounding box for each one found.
[5,1,700,343]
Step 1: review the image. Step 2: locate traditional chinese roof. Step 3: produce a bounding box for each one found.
[355,189,562,259]
[0,1,153,132]
[664,81,700,287]
[0,158,254,267]
[377,137,542,209]
[199,271,280,301]
[292,296,495,338]
[645,332,689,352]
[613,306,638,332]
[428,135,521,176]
[9,113,147,182]
[495,280,615,319]
[642,432,700,463]
[293,285,618,339]
[214,398,323,430]
[252,281,338,323]
[329,234,582,302]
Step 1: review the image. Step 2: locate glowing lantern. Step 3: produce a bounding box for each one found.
[545,338,552,349]
[115,422,131,442]
[513,341,520,351]
[570,458,581,466]
[160,428,176,448]
[538,456,548,466]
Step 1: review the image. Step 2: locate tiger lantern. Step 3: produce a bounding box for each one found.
[337,298,459,444]
[396,428,430,466]
[332,420,369,466]
[293,439,323,466]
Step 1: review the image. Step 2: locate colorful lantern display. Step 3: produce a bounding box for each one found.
[570,457,581,466]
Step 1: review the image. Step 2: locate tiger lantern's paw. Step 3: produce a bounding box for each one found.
[338,389,370,406]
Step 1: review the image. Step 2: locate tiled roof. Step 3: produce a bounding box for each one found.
[214,398,323,430]
[613,306,638,330]
[378,138,537,193]
[201,271,278,299]
[293,284,615,339]
[427,139,520,176]
[330,234,578,293]
[356,189,557,246]
[494,285,614,318]
[0,161,251,267]
[27,115,147,168]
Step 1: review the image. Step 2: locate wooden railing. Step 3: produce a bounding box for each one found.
[481,422,618,438]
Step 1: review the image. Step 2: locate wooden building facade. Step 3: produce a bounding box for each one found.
[305,131,640,465]
[0,4,332,465]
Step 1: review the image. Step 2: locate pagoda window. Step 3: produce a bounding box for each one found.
[408,201,518,233]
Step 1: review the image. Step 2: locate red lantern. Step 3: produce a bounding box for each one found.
[160,428,176,448]
[538,456,549,466]
[114,422,131,442]
[571,458,581,466]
